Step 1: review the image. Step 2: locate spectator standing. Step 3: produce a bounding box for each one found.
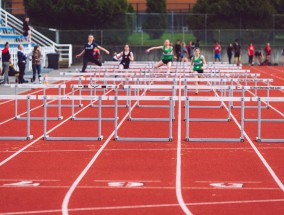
[233,39,241,66]
[186,41,193,60]
[180,42,188,62]
[214,41,221,62]
[227,43,233,64]
[264,43,272,64]
[23,17,32,42]
[17,44,28,83]
[248,42,255,65]
[31,45,42,83]
[0,42,11,84]
[174,39,181,62]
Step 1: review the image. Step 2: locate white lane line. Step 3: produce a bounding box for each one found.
[2,199,284,214]
[0,185,280,190]
[175,75,193,215]
[0,87,115,167]
[215,92,284,192]
[61,92,146,215]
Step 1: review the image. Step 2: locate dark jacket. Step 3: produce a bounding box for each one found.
[2,48,11,62]
[17,51,27,64]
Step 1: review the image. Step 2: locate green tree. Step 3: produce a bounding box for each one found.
[24,0,133,44]
[191,0,277,29]
[142,0,167,39]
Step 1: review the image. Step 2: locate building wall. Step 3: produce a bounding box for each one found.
[129,0,196,12]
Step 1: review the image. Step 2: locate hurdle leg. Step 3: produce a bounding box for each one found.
[58,86,63,120]
[266,81,270,108]
[114,97,118,140]
[256,98,262,142]
[14,85,18,119]
[26,96,33,140]
[71,86,75,120]
[43,96,48,140]
[169,98,173,141]
[240,98,245,142]
[98,97,103,140]
[185,97,189,141]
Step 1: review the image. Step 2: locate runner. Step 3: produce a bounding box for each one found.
[116,44,134,69]
[76,35,110,73]
[146,39,174,70]
[214,41,221,62]
[191,47,206,94]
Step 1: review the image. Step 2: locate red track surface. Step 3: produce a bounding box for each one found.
[0,66,283,215]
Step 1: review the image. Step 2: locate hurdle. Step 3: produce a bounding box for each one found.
[113,96,176,142]
[185,96,249,142]
[39,95,104,141]
[70,84,122,120]
[233,84,275,109]
[124,85,176,109]
[9,84,65,121]
[252,97,284,142]
[40,76,85,107]
[0,95,35,141]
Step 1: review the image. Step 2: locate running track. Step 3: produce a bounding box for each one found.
[0,66,283,215]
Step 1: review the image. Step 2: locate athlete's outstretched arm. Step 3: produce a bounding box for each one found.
[76,50,85,58]
[116,51,123,59]
[201,55,207,69]
[97,46,110,55]
[146,46,163,52]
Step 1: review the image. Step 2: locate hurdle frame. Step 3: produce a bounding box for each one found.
[185,96,248,142]
[0,95,35,141]
[41,95,103,141]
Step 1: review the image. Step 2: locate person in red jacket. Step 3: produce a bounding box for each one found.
[213,41,221,62]
[248,42,254,65]
[264,43,272,64]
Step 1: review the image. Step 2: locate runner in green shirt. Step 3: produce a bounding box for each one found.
[146,39,174,70]
[191,47,206,94]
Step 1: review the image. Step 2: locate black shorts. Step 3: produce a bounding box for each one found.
[119,62,130,69]
[162,59,172,64]
[234,53,240,58]
[194,70,203,74]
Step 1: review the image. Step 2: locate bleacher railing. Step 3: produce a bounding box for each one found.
[0,8,72,67]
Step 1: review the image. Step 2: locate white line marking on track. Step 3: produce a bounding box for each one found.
[215,91,284,192]
[61,91,147,215]
[1,199,284,214]
[0,87,115,167]
[175,74,193,215]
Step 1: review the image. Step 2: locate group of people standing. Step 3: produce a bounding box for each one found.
[0,43,42,85]
[226,40,272,66]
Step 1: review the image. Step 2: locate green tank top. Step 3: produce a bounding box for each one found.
[162,46,173,61]
[192,55,203,71]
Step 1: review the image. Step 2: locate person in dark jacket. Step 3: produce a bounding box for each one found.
[17,44,28,83]
[227,43,233,64]
[1,42,11,84]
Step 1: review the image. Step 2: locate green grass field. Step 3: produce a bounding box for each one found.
[127,31,196,46]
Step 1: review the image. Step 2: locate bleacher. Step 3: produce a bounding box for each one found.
[0,8,72,74]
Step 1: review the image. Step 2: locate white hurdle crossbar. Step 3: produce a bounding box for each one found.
[0,95,36,140]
